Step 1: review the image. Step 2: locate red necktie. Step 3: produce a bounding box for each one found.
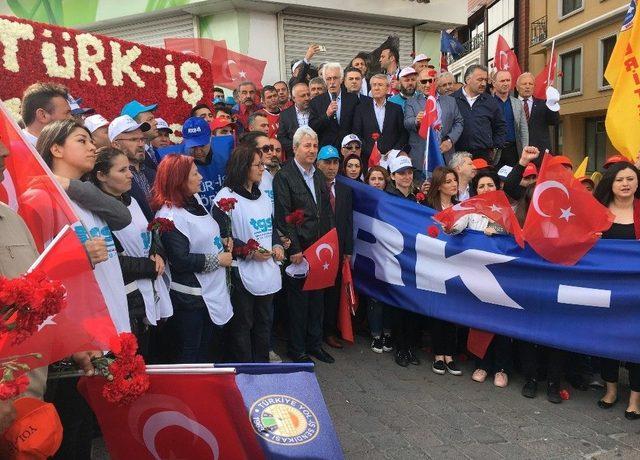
[523,98,530,121]
[327,181,336,212]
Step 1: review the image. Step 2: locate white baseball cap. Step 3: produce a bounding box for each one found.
[399,67,417,78]
[341,134,361,148]
[84,114,109,133]
[389,155,414,174]
[412,53,430,65]
[108,115,150,142]
[380,149,401,170]
[155,117,173,133]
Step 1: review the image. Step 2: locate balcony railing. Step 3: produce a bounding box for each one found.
[530,16,547,46]
[448,34,484,63]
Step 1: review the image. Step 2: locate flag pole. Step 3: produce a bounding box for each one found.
[547,40,556,87]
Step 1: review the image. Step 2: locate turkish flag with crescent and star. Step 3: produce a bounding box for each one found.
[534,53,558,100]
[523,153,615,265]
[418,69,439,140]
[79,372,265,460]
[434,190,525,248]
[494,34,522,89]
[303,228,340,291]
[164,37,266,89]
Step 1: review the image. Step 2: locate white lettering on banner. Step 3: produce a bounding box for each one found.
[41,40,75,78]
[76,33,107,86]
[0,19,34,72]
[180,62,204,107]
[110,41,144,88]
[353,212,404,286]
[415,234,522,309]
[558,285,611,308]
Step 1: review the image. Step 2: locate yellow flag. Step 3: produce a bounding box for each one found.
[574,157,588,178]
[605,1,640,159]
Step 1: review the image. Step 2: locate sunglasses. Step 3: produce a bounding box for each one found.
[420,79,434,84]
[344,144,361,151]
[256,145,274,153]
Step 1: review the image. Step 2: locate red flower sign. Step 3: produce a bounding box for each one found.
[285,209,305,226]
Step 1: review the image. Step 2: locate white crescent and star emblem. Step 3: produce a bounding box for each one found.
[498,50,510,70]
[143,410,219,460]
[315,243,334,270]
[489,204,502,213]
[37,315,57,332]
[452,203,474,212]
[222,59,237,81]
[532,180,571,219]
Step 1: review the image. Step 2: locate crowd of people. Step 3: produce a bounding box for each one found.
[2,41,640,457]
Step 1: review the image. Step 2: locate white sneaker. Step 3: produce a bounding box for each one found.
[269,350,282,363]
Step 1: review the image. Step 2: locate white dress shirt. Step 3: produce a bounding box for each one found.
[294,158,317,203]
[518,96,533,114]
[295,106,310,127]
[462,88,480,107]
[373,99,386,132]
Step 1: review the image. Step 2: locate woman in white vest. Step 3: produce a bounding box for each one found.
[214,143,284,362]
[90,147,173,358]
[36,120,130,334]
[151,154,233,364]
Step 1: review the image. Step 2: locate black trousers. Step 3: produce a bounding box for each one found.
[496,142,519,169]
[392,308,421,353]
[476,335,513,374]
[287,276,324,356]
[322,273,341,338]
[519,341,565,383]
[431,317,457,356]
[601,360,640,392]
[227,270,274,362]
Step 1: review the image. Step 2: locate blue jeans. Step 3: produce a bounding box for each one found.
[367,298,392,338]
[173,307,215,363]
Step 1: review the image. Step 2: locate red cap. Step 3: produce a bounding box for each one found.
[577,175,595,186]
[548,155,573,169]
[603,154,631,169]
[209,117,234,131]
[472,158,489,170]
[523,163,538,177]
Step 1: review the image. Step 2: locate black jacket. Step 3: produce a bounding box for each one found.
[352,97,408,166]
[332,180,353,257]
[277,105,300,159]
[273,160,335,256]
[385,182,416,201]
[452,88,506,153]
[309,90,359,149]
[527,97,560,163]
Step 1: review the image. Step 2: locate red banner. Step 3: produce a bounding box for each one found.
[0,16,213,124]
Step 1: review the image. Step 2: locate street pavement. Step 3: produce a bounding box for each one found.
[313,336,640,460]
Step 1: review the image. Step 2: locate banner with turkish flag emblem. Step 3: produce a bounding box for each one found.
[523,153,615,265]
[303,228,339,291]
[79,372,265,460]
[493,34,522,89]
[434,190,525,247]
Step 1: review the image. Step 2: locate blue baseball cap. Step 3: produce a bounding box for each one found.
[182,117,211,148]
[317,145,340,161]
[120,100,158,119]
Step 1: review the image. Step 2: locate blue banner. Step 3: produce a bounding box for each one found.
[342,177,640,363]
[232,363,343,460]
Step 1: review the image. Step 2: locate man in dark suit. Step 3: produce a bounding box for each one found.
[277,82,311,159]
[352,74,408,167]
[273,126,336,364]
[516,72,560,166]
[309,62,359,149]
[315,145,353,349]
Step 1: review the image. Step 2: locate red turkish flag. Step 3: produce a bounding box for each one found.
[494,34,522,89]
[533,53,558,100]
[303,228,339,291]
[338,258,358,344]
[434,190,525,247]
[418,69,439,140]
[368,138,382,168]
[79,373,265,460]
[0,226,117,364]
[264,111,280,138]
[165,38,266,89]
[523,153,614,265]
[467,329,494,359]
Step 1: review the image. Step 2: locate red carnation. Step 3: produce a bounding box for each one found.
[285,209,305,226]
[371,133,380,141]
[0,374,30,401]
[246,239,261,252]
[559,389,570,400]
[216,197,238,213]
[147,217,175,234]
[427,225,439,238]
[416,192,426,202]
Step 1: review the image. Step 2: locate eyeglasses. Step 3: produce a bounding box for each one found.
[420,79,434,84]
[344,144,361,151]
[118,136,146,143]
[256,145,274,153]
[251,162,266,169]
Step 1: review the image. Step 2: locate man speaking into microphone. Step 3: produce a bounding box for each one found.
[309,62,360,149]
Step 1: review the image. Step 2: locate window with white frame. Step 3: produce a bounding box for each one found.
[600,35,617,88]
[560,48,582,95]
[560,0,583,18]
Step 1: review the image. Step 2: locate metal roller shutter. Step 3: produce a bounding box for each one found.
[84,12,196,48]
[280,12,414,79]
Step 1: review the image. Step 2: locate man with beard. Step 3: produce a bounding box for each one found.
[121,100,160,169]
[389,67,418,111]
[233,81,262,132]
[109,115,153,219]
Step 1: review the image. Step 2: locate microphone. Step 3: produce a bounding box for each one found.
[330,92,338,120]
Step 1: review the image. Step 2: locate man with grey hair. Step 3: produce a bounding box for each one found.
[437,71,456,96]
[452,64,506,163]
[273,126,336,364]
[233,80,262,132]
[449,151,476,200]
[309,62,360,149]
[278,82,311,158]
[493,70,528,167]
[309,77,327,99]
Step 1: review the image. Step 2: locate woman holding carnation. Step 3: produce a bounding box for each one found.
[151,154,233,363]
[341,153,363,181]
[90,147,173,358]
[214,143,285,362]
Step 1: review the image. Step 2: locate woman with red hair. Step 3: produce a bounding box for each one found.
[151,154,233,363]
